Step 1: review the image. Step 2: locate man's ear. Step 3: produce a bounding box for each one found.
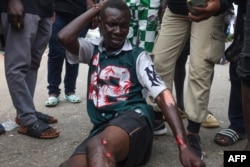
[90,17,100,30]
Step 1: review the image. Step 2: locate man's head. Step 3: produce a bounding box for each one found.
[99,0,131,52]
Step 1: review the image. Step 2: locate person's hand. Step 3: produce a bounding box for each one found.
[179,146,206,167]
[158,0,167,22]
[7,0,24,30]
[188,0,220,22]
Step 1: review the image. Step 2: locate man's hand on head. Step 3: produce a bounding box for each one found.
[188,0,220,22]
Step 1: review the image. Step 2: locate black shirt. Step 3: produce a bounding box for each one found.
[55,0,87,16]
[0,0,55,18]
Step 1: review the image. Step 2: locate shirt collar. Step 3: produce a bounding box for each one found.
[91,37,133,55]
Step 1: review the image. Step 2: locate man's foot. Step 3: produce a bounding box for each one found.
[153,111,167,136]
[45,95,60,107]
[201,113,219,128]
[15,111,58,125]
[64,94,81,103]
[187,134,203,159]
[18,120,60,139]
[154,120,167,136]
[35,111,58,124]
[214,129,243,146]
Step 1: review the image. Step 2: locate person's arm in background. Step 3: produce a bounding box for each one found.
[189,0,233,22]
[7,0,24,29]
[158,0,168,22]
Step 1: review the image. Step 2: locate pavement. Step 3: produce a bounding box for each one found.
[0,47,247,167]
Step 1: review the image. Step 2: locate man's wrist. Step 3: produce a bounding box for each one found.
[176,135,187,150]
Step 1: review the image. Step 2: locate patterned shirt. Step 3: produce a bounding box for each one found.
[67,37,167,132]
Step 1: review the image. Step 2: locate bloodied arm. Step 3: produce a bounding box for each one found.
[137,53,205,167]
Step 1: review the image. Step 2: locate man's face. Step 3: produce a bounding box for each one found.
[100,7,130,52]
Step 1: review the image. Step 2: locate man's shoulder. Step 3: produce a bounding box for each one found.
[130,46,145,56]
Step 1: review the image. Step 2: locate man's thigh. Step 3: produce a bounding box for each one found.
[71,111,153,167]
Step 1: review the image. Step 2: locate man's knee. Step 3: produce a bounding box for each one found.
[86,136,106,156]
[86,136,117,166]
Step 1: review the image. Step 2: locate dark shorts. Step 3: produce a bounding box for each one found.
[72,110,153,167]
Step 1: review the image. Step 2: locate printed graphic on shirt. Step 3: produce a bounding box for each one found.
[145,64,161,87]
[88,53,132,108]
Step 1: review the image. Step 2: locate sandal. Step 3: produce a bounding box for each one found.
[64,94,81,103]
[201,113,219,128]
[45,96,60,107]
[214,129,242,146]
[35,111,58,124]
[15,111,58,125]
[18,120,59,139]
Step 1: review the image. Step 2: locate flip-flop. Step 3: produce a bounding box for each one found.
[45,96,60,107]
[64,94,81,103]
[18,120,59,139]
[214,129,242,146]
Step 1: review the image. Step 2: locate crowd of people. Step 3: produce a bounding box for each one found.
[1,0,250,166]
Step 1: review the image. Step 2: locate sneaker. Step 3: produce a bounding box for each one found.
[201,113,219,128]
[153,111,167,136]
[187,134,203,159]
[153,120,167,136]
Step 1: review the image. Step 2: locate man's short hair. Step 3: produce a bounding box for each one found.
[99,0,131,19]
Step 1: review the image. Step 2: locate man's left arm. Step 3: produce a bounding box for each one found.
[136,53,205,166]
[155,90,205,167]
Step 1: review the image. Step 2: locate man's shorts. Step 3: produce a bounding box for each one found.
[72,110,153,167]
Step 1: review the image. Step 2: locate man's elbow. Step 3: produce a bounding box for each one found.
[57,32,68,47]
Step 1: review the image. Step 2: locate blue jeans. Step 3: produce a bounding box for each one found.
[47,12,88,96]
[228,61,245,138]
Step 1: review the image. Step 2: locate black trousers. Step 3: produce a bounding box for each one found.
[237,0,250,86]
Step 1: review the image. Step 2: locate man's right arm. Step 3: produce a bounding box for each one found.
[57,2,102,55]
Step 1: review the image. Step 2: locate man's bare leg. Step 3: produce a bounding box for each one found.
[60,126,130,167]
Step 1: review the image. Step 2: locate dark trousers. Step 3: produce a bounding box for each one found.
[237,0,250,86]
[228,61,245,137]
[47,13,88,96]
